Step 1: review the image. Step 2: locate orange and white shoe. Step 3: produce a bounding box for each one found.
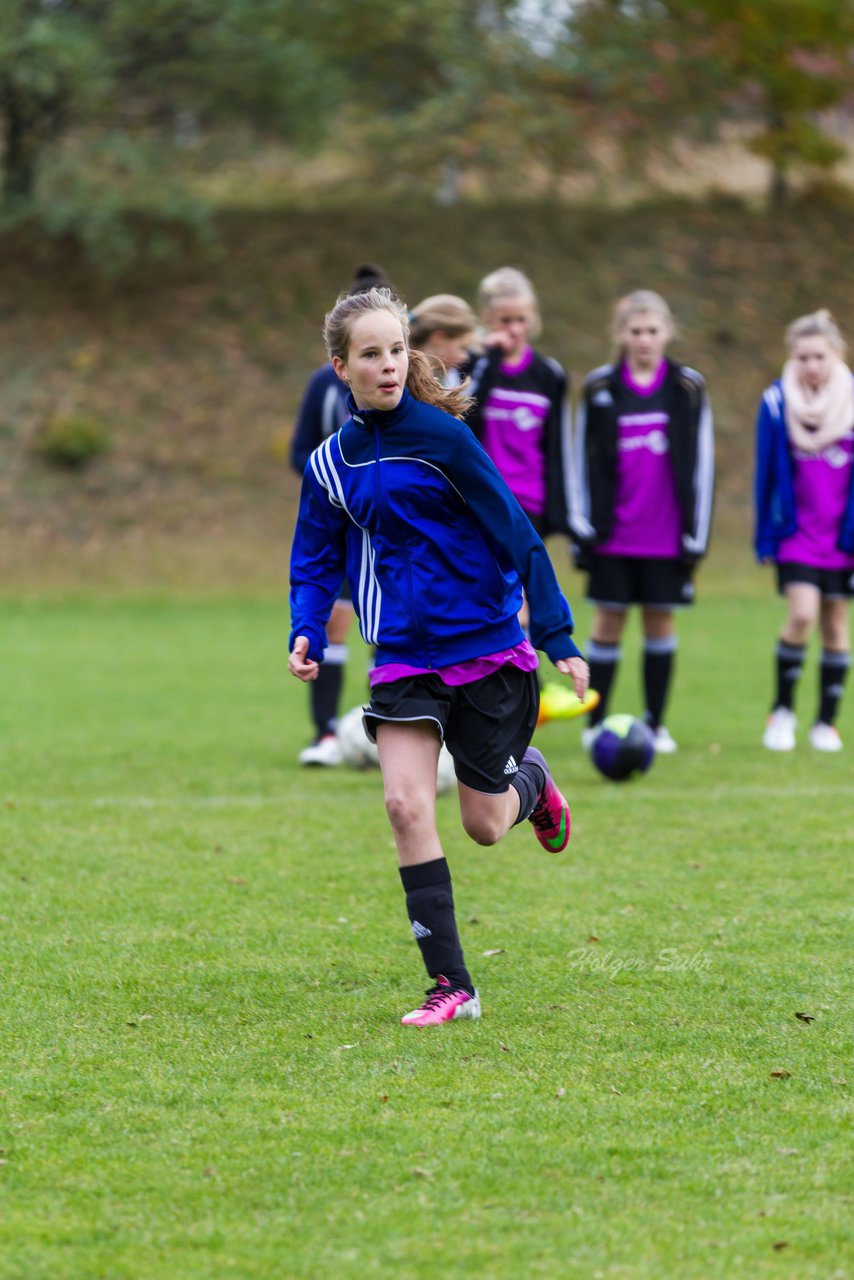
[809,721,843,752]
[400,976,481,1027]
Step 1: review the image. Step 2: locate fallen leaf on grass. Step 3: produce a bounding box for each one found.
[227,876,247,885]
[777,1148,799,1157]
[412,1167,432,1179]
[203,1167,216,1178]
[482,948,505,957]
[126,1015,153,1027]
[587,935,599,944]
[610,1086,622,1095]
[770,1070,792,1079]
[831,1078,848,1087]
[794,1012,815,1023]
[379,1094,389,1103]
[772,1241,789,1251]
[555,1087,566,1099]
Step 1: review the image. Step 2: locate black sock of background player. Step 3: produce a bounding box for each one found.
[774,641,805,712]
[587,641,621,726]
[643,636,677,731]
[818,649,851,725]
[310,646,346,738]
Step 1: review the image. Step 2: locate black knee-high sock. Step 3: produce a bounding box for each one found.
[310,643,347,738]
[774,640,805,712]
[510,750,546,824]
[587,641,621,726]
[643,635,677,731]
[399,859,472,994]
[818,649,851,726]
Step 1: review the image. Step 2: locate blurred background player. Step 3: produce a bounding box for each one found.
[409,293,478,388]
[464,267,591,723]
[466,267,570,543]
[290,263,393,765]
[755,309,854,753]
[570,290,714,753]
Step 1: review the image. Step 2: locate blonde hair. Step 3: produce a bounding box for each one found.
[409,294,477,346]
[477,267,542,337]
[786,309,847,357]
[612,290,675,348]
[323,287,473,419]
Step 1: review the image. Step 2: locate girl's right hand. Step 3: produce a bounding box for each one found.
[481,329,515,353]
[289,635,319,682]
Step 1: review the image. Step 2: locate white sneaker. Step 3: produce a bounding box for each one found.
[581,726,600,751]
[298,734,343,767]
[809,721,843,752]
[762,707,796,751]
[651,725,678,754]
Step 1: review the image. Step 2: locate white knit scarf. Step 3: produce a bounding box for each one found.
[782,357,854,453]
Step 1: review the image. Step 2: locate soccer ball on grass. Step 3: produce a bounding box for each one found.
[336,705,380,769]
[589,714,655,782]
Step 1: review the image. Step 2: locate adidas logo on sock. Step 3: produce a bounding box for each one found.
[411,920,433,939]
[503,755,518,775]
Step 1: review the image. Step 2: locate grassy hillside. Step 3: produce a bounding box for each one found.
[1,194,853,591]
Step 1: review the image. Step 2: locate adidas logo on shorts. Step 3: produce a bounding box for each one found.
[503,755,518,775]
[411,920,433,940]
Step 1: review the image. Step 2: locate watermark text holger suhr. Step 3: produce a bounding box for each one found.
[568,946,713,979]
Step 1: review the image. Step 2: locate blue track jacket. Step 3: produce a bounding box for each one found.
[754,379,854,561]
[289,389,582,670]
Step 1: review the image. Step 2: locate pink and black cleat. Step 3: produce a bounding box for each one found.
[524,746,571,853]
[400,975,482,1028]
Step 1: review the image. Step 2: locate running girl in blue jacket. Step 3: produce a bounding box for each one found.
[289,287,589,1028]
[755,310,854,753]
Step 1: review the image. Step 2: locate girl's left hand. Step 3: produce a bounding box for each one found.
[554,656,590,701]
[289,635,319,682]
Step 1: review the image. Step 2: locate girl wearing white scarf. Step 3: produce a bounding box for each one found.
[759,311,854,753]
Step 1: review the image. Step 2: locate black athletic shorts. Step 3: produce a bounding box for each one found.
[587,554,695,610]
[363,664,540,794]
[776,561,854,600]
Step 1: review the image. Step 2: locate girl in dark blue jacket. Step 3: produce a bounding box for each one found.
[755,310,854,753]
[289,287,589,1028]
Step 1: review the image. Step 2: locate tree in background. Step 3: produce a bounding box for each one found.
[0,0,340,263]
[300,0,581,202]
[564,0,854,202]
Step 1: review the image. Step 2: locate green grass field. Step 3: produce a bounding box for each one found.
[0,589,851,1279]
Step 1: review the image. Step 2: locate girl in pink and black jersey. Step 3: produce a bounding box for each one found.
[755,310,854,753]
[569,291,714,753]
[466,268,570,540]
